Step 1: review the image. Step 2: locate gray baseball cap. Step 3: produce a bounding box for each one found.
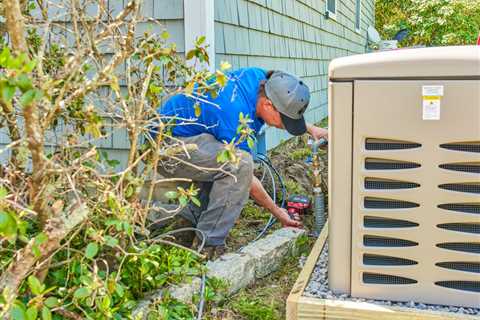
[264,71,310,136]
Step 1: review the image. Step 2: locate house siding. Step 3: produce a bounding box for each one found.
[214,0,375,150]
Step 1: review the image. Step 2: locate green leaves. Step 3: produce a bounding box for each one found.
[19,89,43,107]
[28,275,45,295]
[74,287,91,299]
[0,211,17,240]
[41,306,52,320]
[85,242,99,259]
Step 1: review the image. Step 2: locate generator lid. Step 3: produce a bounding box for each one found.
[329,46,480,80]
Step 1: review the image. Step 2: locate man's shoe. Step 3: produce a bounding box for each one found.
[170,217,195,248]
[204,245,227,260]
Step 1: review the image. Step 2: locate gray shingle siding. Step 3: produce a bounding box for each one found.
[215,0,375,150]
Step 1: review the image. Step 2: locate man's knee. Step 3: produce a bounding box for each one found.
[236,152,254,187]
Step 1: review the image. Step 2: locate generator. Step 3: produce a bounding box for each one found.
[328,46,480,308]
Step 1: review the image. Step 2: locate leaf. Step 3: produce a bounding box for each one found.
[0,47,11,66]
[191,196,201,207]
[28,275,45,295]
[216,71,227,87]
[186,49,196,61]
[164,191,178,199]
[197,36,206,45]
[184,81,195,95]
[104,235,119,247]
[0,211,17,238]
[85,242,99,259]
[26,307,38,320]
[178,196,188,207]
[15,74,33,92]
[0,186,8,200]
[11,304,27,320]
[247,137,255,150]
[41,307,51,320]
[194,103,201,117]
[220,61,232,71]
[43,297,59,308]
[19,89,43,107]
[1,84,16,104]
[22,60,37,73]
[73,287,91,299]
[161,31,170,40]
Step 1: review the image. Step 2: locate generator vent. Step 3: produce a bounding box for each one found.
[436,262,480,274]
[438,203,480,214]
[366,138,421,151]
[439,162,480,174]
[363,254,418,266]
[435,281,480,293]
[365,158,421,170]
[363,273,417,285]
[439,183,480,194]
[365,178,420,190]
[364,216,418,228]
[436,242,480,254]
[437,223,480,234]
[364,197,420,209]
[364,235,418,247]
[440,141,480,153]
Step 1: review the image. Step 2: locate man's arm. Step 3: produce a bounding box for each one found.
[250,175,301,228]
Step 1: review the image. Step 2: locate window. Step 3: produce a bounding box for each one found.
[355,0,361,32]
[326,0,336,19]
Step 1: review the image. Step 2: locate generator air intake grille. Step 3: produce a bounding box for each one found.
[366,138,421,151]
[435,281,480,293]
[364,216,419,228]
[363,273,417,285]
[438,203,480,214]
[436,262,480,274]
[364,235,418,247]
[363,254,418,266]
[439,183,480,194]
[436,242,480,254]
[365,158,421,170]
[364,197,420,209]
[439,163,480,174]
[437,223,480,234]
[365,178,420,190]
[440,141,480,153]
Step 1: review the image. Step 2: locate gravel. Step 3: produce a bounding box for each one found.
[302,243,480,316]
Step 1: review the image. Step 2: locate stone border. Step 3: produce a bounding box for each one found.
[133,227,306,318]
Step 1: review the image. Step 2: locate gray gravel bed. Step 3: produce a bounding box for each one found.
[301,243,480,316]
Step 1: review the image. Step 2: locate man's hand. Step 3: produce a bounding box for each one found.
[306,124,328,141]
[275,207,303,228]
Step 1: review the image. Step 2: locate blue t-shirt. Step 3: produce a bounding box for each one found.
[157,67,266,153]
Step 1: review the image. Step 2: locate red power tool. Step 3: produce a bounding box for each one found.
[287,194,311,221]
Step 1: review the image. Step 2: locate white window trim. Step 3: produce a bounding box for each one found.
[184,0,215,72]
[355,0,362,33]
[325,0,337,20]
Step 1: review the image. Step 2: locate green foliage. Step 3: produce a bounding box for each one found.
[376,0,480,46]
[229,294,280,320]
[289,148,311,161]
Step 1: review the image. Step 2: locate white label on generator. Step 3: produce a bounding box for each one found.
[423,97,441,120]
[422,85,444,96]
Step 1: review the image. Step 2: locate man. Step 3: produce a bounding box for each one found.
[157,67,328,258]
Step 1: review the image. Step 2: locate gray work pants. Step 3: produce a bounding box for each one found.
[158,133,253,246]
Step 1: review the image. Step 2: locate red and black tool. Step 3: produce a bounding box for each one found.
[286,194,311,221]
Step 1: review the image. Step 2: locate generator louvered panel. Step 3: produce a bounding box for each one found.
[349,79,480,308]
[435,281,480,293]
[437,223,480,234]
[364,216,419,228]
[436,262,480,274]
[363,254,418,266]
[363,273,417,285]
[365,138,421,151]
[439,162,480,174]
[440,142,480,153]
[365,158,421,170]
[364,178,420,190]
[439,182,480,194]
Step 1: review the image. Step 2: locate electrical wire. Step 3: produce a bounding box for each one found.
[196,272,206,320]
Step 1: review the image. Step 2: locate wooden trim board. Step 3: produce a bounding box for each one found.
[286,222,480,320]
